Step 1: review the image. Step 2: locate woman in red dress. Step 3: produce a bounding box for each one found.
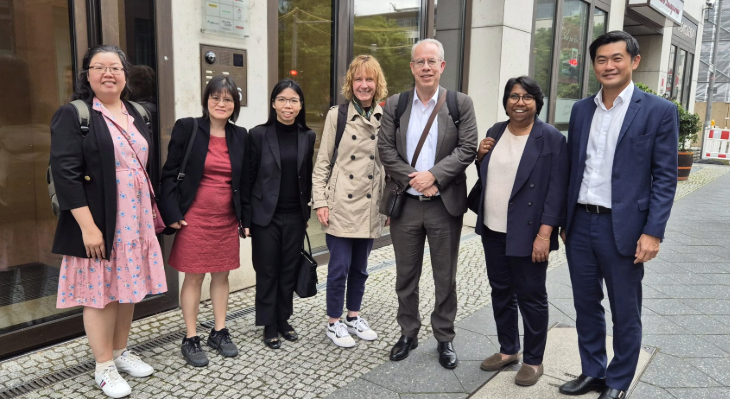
[158,76,249,367]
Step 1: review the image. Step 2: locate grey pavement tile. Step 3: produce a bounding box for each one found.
[659,245,724,254]
[665,388,730,398]
[688,357,730,386]
[546,281,576,299]
[642,284,671,299]
[644,262,692,274]
[640,353,722,388]
[423,329,499,362]
[642,335,728,358]
[681,299,730,315]
[629,382,676,399]
[453,361,496,393]
[399,395,469,399]
[697,335,730,356]
[549,304,576,326]
[664,315,730,335]
[641,299,701,316]
[642,273,713,286]
[658,253,726,263]
[360,351,466,394]
[326,378,399,399]
[549,299,578,316]
[649,285,730,300]
[454,306,497,336]
[715,315,730,327]
[641,315,691,335]
[678,263,730,274]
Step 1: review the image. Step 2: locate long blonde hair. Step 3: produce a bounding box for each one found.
[341,55,388,103]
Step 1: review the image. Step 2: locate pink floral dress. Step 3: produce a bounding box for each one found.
[56,98,168,309]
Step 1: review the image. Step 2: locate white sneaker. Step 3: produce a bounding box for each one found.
[114,350,154,377]
[326,321,356,348]
[94,365,132,398]
[345,317,378,341]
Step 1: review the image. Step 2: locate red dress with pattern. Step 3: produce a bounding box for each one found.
[169,135,240,273]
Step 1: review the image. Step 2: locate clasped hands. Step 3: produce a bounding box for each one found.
[408,171,438,196]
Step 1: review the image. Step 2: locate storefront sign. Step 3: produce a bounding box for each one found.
[648,0,684,25]
[202,0,249,38]
[675,17,697,44]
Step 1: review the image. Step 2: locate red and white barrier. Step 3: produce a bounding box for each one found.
[703,128,730,160]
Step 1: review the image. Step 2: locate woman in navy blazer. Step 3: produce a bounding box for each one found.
[473,76,568,386]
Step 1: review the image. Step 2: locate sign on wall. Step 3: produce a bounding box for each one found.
[628,0,684,25]
[202,0,249,38]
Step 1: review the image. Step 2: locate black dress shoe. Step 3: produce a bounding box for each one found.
[278,321,299,341]
[559,374,606,395]
[437,341,458,369]
[390,335,418,361]
[263,337,281,349]
[598,388,626,399]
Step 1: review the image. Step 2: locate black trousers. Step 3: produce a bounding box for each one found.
[251,211,306,326]
[481,228,549,365]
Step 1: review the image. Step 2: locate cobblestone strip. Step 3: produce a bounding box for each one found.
[675,164,730,201]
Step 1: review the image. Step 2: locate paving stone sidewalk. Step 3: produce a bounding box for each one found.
[1,165,729,398]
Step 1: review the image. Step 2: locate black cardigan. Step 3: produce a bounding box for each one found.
[246,123,316,227]
[158,117,250,228]
[50,99,159,259]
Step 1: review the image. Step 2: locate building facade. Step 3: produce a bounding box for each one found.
[0,0,704,359]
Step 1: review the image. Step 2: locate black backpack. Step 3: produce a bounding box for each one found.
[47,100,151,216]
[327,90,461,179]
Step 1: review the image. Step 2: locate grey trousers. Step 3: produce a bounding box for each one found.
[390,196,463,342]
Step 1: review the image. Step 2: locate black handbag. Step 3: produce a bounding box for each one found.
[295,232,318,298]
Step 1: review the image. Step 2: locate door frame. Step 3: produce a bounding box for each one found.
[0,0,176,361]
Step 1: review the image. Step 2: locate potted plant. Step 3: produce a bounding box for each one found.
[635,83,702,181]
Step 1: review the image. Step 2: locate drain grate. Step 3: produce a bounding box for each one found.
[0,329,190,399]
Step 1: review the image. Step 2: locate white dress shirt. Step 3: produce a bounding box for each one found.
[578,82,635,208]
[484,127,529,233]
[406,88,440,196]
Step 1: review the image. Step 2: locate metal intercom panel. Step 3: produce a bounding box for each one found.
[200,44,248,106]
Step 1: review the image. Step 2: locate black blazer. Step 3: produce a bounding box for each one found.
[246,123,316,227]
[474,119,569,257]
[158,117,249,228]
[50,99,159,259]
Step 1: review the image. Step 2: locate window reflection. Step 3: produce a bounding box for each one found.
[354,0,421,95]
[532,0,557,121]
[674,49,687,104]
[587,8,607,96]
[434,0,465,91]
[554,0,588,133]
[279,0,333,250]
[666,45,676,96]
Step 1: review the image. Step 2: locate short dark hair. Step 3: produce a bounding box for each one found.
[502,76,544,119]
[202,76,241,122]
[264,79,309,129]
[73,45,133,102]
[589,31,640,63]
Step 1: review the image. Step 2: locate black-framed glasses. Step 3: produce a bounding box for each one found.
[508,94,535,105]
[274,97,301,106]
[88,66,124,75]
[412,58,441,69]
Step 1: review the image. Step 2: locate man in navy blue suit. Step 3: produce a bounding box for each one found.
[558,31,678,399]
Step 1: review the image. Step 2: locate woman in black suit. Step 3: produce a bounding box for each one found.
[474,76,568,386]
[246,79,316,349]
[50,45,165,398]
[158,76,249,367]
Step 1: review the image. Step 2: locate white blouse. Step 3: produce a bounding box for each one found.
[483,127,529,233]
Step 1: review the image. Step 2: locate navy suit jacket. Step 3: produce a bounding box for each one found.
[475,119,569,257]
[564,87,679,257]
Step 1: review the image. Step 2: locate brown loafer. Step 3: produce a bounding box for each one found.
[515,363,543,386]
[480,352,520,371]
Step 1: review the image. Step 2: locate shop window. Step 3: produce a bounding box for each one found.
[532,0,557,121]
[353,0,421,95]
[674,49,687,104]
[682,54,694,108]
[587,8,607,96]
[554,0,589,133]
[666,45,676,95]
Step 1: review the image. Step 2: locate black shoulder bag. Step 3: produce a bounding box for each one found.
[295,231,318,298]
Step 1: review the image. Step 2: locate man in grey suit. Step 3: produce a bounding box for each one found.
[378,38,478,369]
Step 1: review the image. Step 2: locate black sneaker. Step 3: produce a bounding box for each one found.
[181,336,209,367]
[207,328,239,357]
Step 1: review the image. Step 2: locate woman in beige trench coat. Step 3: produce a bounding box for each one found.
[312,55,388,348]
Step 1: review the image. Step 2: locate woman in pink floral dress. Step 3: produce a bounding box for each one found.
[50,45,167,399]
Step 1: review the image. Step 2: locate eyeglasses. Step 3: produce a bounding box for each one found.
[508,94,536,105]
[88,66,124,75]
[412,58,441,69]
[275,97,301,106]
[209,96,234,105]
